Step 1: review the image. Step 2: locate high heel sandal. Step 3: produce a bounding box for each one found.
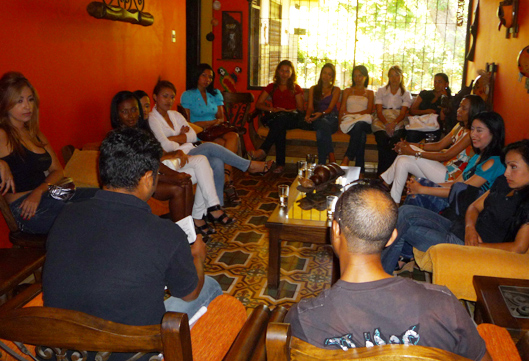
[224,169,241,204]
[194,220,216,237]
[249,160,274,176]
[206,205,235,225]
[224,180,242,205]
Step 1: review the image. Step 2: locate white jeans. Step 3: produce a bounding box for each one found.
[381,155,447,204]
[165,155,220,219]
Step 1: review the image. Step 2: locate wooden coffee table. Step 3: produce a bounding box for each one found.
[474,275,529,338]
[266,167,360,291]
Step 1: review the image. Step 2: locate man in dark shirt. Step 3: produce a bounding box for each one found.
[285,182,491,361]
[43,127,222,326]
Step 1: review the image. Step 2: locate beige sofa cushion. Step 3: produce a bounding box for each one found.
[415,244,529,301]
[64,149,100,188]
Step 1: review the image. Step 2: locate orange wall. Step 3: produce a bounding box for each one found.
[0,0,187,247]
[467,0,529,143]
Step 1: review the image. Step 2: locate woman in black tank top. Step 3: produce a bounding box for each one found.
[0,72,96,234]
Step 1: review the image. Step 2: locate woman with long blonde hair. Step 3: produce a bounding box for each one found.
[0,72,95,234]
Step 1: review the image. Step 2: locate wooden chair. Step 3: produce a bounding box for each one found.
[0,284,279,361]
[265,323,472,361]
[0,193,46,249]
[222,92,255,157]
[0,288,193,361]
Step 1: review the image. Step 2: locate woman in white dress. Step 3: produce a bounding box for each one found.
[338,65,374,172]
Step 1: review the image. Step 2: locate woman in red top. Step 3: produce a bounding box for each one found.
[250,60,304,173]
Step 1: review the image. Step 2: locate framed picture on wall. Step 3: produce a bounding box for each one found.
[222,11,243,60]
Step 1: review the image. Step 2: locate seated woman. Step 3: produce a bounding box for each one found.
[381,95,487,204]
[111,91,193,224]
[0,72,97,234]
[339,65,374,172]
[372,65,413,175]
[249,60,305,173]
[407,73,451,143]
[382,139,529,274]
[404,111,505,213]
[304,63,340,164]
[148,80,272,215]
[180,63,242,204]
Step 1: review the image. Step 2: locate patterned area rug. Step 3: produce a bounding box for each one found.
[204,163,333,309]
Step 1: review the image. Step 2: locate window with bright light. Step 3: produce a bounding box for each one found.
[248,0,469,93]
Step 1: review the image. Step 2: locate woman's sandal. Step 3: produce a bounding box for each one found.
[224,180,242,205]
[249,160,274,176]
[206,205,235,225]
[248,149,267,161]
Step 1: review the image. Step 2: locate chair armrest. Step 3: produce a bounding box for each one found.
[223,304,270,361]
[0,283,42,314]
[249,306,289,361]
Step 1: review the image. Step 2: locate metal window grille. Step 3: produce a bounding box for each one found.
[249,0,468,93]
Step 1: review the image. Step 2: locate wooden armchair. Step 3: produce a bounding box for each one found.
[222,92,255,158]
[265,323,472,361]
[0,287,193,361]
[0,193,46,249]
[0,284,282,361]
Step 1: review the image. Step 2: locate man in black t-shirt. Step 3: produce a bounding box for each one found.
[43,127,221,327]
[285,183,490,361]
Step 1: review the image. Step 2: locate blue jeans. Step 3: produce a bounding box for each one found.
[312,113,339,164]
[10,187,98,234]
[189,142,251,207]
[345,121,372,172]
[164,275,223,317]
[381,205,464,274]
[402,178,449,213]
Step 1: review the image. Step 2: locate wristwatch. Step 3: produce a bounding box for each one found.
[415,152,422,160]
[322,111,326,115]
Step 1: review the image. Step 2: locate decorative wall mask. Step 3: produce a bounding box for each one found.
[87,0,154,26]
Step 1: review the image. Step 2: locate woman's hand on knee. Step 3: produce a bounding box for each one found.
[19,190,43,220]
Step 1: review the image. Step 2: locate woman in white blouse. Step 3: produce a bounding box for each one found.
[372,65,413,175]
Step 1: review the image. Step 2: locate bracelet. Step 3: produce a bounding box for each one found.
[419,143,424,150]
[415,151,422,160]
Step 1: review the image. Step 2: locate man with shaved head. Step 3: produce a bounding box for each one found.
[285,182,490,360]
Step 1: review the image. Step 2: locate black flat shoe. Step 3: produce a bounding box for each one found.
[206,205,235,225]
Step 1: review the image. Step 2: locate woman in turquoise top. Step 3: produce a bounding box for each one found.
[181,63,242,204]
[404,111,506,213]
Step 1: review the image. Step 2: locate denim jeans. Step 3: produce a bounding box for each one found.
[345,121,372,172]
[189,142,251,206]
[381,205,464,274]
[312,113,339,164]
[10,187,98,234]
[402,178,449,213]
[164,275,223,317]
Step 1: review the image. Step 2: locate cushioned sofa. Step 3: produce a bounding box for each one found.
[415,244,529,301]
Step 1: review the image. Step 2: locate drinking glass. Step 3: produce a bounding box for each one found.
[278,185,289,207]
[297,160,307,177]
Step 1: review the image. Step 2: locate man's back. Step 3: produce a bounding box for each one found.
[285,277,486,360]
[43,190,197,326]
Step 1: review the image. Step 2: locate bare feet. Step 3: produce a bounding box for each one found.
[340,156,350,166]
[329,152,336,163]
